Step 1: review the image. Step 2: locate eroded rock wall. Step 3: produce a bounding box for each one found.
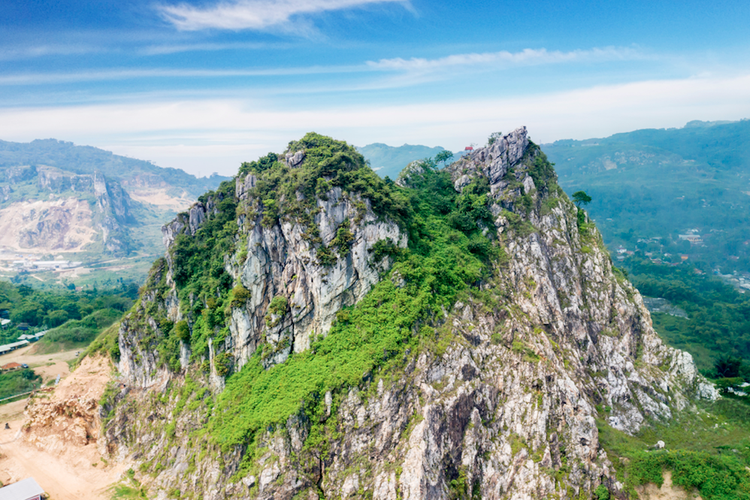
[105,129,716,500]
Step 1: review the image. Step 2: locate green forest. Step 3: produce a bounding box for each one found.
[621,257,750,370]
[545,120,750,273]
[0,280,138,349]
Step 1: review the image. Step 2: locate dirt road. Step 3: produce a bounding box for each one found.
[0,343,78,385]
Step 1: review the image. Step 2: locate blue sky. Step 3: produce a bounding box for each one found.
[1,0,749,176]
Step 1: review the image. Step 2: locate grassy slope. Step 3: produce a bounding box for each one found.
[599,399,750,499]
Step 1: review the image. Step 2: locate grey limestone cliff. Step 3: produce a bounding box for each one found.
[104,129,716,500]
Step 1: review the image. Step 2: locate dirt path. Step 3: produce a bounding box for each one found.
[0,433,117,499]
[0,343,78,385]
[637,471,703,499]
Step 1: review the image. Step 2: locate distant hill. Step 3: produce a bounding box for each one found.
[543,119,750,273]
[0,139,225,201]
[357,143,447,179]
[0,139,230,287]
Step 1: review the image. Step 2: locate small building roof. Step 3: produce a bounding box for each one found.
[0,319,10,326]
[1,362,22,370]
[0,340,29,354]
[0,477,45,500]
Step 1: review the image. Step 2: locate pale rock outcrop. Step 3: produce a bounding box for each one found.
[105,129,717,499]
[228,185,406,367]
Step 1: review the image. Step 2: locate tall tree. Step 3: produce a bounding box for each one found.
[572,190,592,207]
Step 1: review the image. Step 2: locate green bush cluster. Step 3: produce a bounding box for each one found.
[239,133,411,253]
[331,219,354,257]
[627,450,750,499]
[37,307,124,353]
[0,280,137,345]
[598,397,750,500]
[0,368,41,399]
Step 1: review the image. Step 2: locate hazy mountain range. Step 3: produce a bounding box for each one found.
[543,119,750,273]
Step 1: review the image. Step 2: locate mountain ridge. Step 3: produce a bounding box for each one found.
[97,128,717,499]
[356,142,447,180]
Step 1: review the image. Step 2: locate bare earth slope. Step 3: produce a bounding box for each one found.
[0,356,128,499]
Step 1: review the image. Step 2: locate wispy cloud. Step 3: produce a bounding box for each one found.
[139,41,291,56]
[368,47,647,73]
[0,44,106,61]
[0,66,364,86]
[0,46,648,88]
[158,0,408,32]
[0,72,748,176]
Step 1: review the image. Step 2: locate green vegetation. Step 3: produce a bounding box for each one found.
[598,399,750,499]
[546,119,750,274]
[137,134,413,370]
[36,308,124,353]
[435,150,454,167]
[0,369,41,399]
[109,468,148,499]
[594,484,610,500]
[572,190,591,206]
[83,323,121,362]
[622,257,750,369]
[0,280,137,347]
[210,146,509,461]
[124,134,564,478]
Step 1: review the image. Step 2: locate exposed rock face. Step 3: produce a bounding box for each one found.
[0,165,135,254]
[228,185,405,367]
[143,168,406,378]
[0,198,99,251]
[24,396,99,448]
[22,356,111,454]
[104,129,716,500]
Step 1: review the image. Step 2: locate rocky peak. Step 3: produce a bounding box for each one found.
[105,129,717,500]
[449,126,529,193]
[125,133,408,389]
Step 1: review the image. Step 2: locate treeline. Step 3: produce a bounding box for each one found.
[623,257,750,369]
[0,281,138,345]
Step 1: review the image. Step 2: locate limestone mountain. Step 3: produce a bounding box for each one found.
[99,130,717,499]
[0,139,229,258]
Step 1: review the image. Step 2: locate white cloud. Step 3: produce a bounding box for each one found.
[368,46,647,73]
[0,44,105,61]
[0,45,645,88]
[0,73,748,176]
[138,41,289,56]
[158,0,407,31]
[0,65,363,86]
